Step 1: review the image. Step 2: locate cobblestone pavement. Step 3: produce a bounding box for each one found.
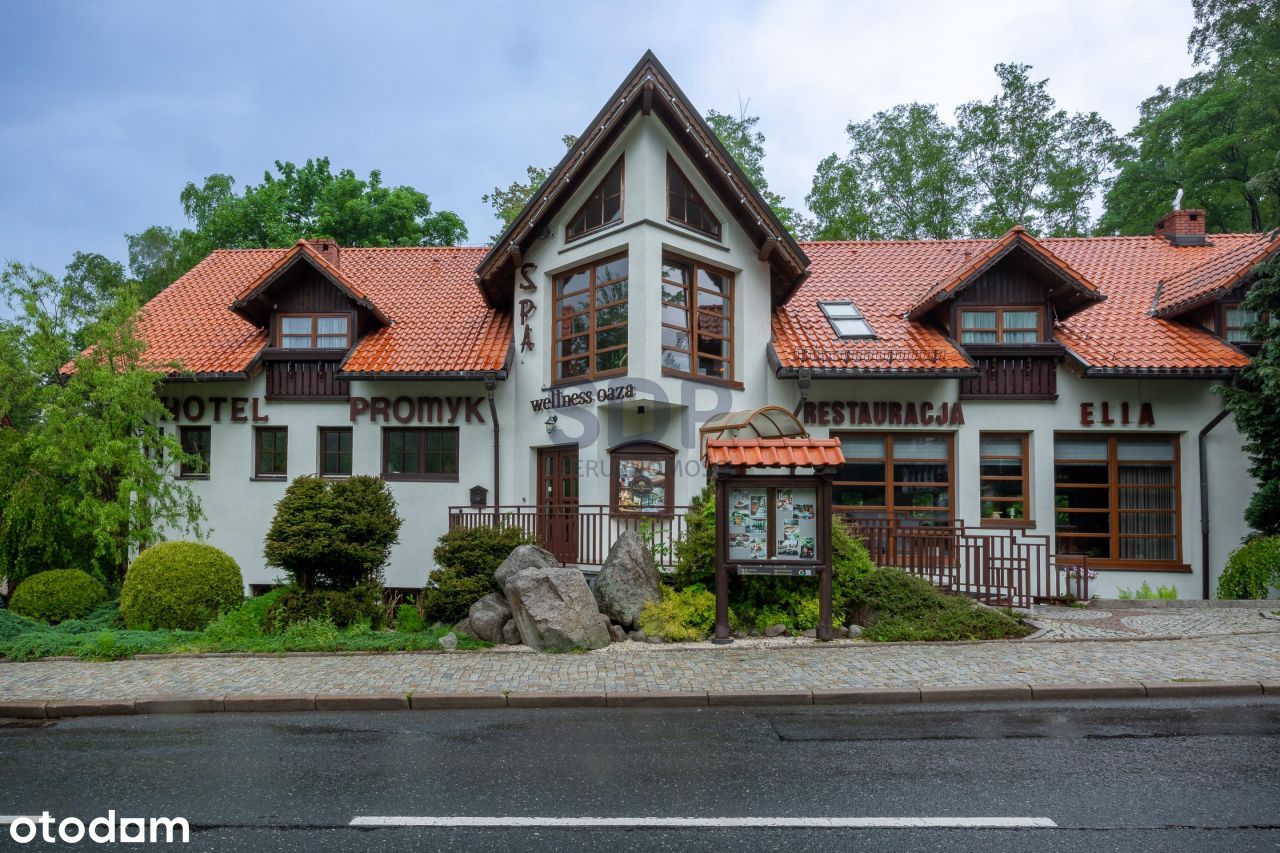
[1,632,1277,701]
[1025,604,1280,639]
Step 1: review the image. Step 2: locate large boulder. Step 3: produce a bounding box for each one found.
[495,544,561,591]
[468,593,512,644]
[505,567,610,651]
[592,531,661,629]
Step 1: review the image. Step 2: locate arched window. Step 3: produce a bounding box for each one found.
[610,441,676,514]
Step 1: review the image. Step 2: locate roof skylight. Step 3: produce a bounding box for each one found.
[819,301,875,339]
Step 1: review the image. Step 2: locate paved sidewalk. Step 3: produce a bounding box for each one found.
[1026,604,1280,639]
[2,632,1278,702]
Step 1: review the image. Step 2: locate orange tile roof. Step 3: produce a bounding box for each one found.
[775,233,1259,374]
[705,437,845,468]
[135,247,510,376]
[1151,230,1280,317]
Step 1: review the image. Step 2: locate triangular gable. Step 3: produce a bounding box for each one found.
[906,227,1102,321]
[474,50,809,310]
[1151,229,1280,318]
[230,240,390,327]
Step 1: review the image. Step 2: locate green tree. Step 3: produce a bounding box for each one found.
[705,107,813,239]
[956,63,1125,236]
[0,263,203,587]
[482,135,576,241]
[1218,252,1280,534]
[808,103,971,240]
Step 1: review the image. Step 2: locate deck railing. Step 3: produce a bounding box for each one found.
[447,506,1089,605]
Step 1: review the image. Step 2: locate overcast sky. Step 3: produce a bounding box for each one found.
[0,0,1200,277]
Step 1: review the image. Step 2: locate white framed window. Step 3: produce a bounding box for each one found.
[819,301,875,339]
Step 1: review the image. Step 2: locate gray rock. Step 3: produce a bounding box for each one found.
[495,544,561,591]
[802,629,817,638]
[646,635,666,644]
[628,630,647,642]
[834,626,850,639]
[468,593,512,644]
[504,567,611,652]
[764,624,787,638]
[846,623,863,638]
[592,530,662,630]
[608,624,627,643]
[501,619,521,645]
[452,618,473,637]
[438,632,458,650]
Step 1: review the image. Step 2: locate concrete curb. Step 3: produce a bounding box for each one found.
[3,681,1275,720]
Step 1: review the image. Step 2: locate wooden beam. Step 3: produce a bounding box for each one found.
[642,79,654,116]
[758,236,777,262]
[507,242,522,269]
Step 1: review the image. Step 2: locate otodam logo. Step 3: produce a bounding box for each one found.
[7,812,189,845]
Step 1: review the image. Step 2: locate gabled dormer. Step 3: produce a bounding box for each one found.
[231,239,390,399]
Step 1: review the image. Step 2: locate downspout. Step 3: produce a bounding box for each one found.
[485,375,500,511]
[1199,406,1230,600]
[792,368,812,418]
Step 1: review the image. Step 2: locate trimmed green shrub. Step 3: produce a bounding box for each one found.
[848,566,1032,642]
[1218,536,1280,599]
[262,582,384,633]
[423,525,537,624]
[120,541,244,630]
[639,585,717,641]
[264,475,402,590]
[395,603,428,633]
[8,569,108,624]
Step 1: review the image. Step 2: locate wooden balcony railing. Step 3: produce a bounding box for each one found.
[959,354,1058,399]
[265,359,349,400]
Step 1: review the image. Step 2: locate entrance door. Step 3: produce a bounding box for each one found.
[537,446,579,563]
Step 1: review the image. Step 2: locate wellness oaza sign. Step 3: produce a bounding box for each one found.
[158,395,489,425]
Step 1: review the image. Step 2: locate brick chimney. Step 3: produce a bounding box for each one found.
[1155,208,1206,246]
[305,238,341,268]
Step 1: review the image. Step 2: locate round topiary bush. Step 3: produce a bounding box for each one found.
[120,541,244,630]
[8,569,108,624]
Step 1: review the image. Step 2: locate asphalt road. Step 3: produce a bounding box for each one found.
[1,698,1277,852]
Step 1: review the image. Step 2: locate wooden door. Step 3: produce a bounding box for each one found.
[537,446,579,563]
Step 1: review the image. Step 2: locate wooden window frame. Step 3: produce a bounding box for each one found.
[552,253,629,385]
[660,254,737,386]
[381,427,460,482]
[832,432,955,525]
[959,305,1044,344]
[1219,301,1266,349]
[178,426,211,480]
[979,432,1030,527]
[275,312,353,350]
[666,155,722,240]
[610,441,676,515]
[1053,433,1185,571]
[253,426,288,480]
[318,427,353,478]
[565,157,624,242]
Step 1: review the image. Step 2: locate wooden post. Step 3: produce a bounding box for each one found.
[817,566,833,641]
[713,472,731,640]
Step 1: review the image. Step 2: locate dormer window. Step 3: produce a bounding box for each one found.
[959,307,1042,344]
[566,157,624,241]
[278,314,351,350]
[819,301,874,339]
[1222,303,1264,345]
[667,156,721,240]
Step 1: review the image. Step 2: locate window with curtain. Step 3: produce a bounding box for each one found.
[553,254,628,382]
[833,433,952,526]
[979,433,1029,524]
[277,314,351,349]
[959,307,1042,344]
[660,255,733,381]
[1054,435,1180,565]
[1222,303,1264,344]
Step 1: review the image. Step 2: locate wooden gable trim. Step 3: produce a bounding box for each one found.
[230,242,390,328]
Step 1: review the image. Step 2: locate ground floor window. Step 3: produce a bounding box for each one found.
[833,432,953,526]
[1054,434,1181,565]
[979,433,1029,524]
[178,426,211,479]
[254,427,287,479]
[319,427,352,477]
[611,441,674,514]
[382,427,459,481]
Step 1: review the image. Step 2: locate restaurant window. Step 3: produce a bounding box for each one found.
[382,428,459,481]
[554,254,628,382]
[1054,435,1181,565]
[1222,303,1265,345]
[319,427,353,477]
[959,307,1042,344]
[980,433,1029,524]
[254,427,288,479]
[277,313,351,349]
[178,426,211,479]
[819,301,875,339]
[666,156,721,239]
[833,433,953,526]
[611,442,674,514]
[661,256,733,381]
[565,157,623,241]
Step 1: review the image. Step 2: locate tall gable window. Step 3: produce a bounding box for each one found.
[278,314,351,349]
[959,307,1042,344]
[661,255,733,381]
[566,158,624,241]
[819,301,874,339]
[667,156,721,239]
[554,254,629,382]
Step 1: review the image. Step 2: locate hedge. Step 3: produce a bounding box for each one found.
[120,541,244,630]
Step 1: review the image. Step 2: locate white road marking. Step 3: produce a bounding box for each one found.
[349,816,1058,829]
[0,816,36,825]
